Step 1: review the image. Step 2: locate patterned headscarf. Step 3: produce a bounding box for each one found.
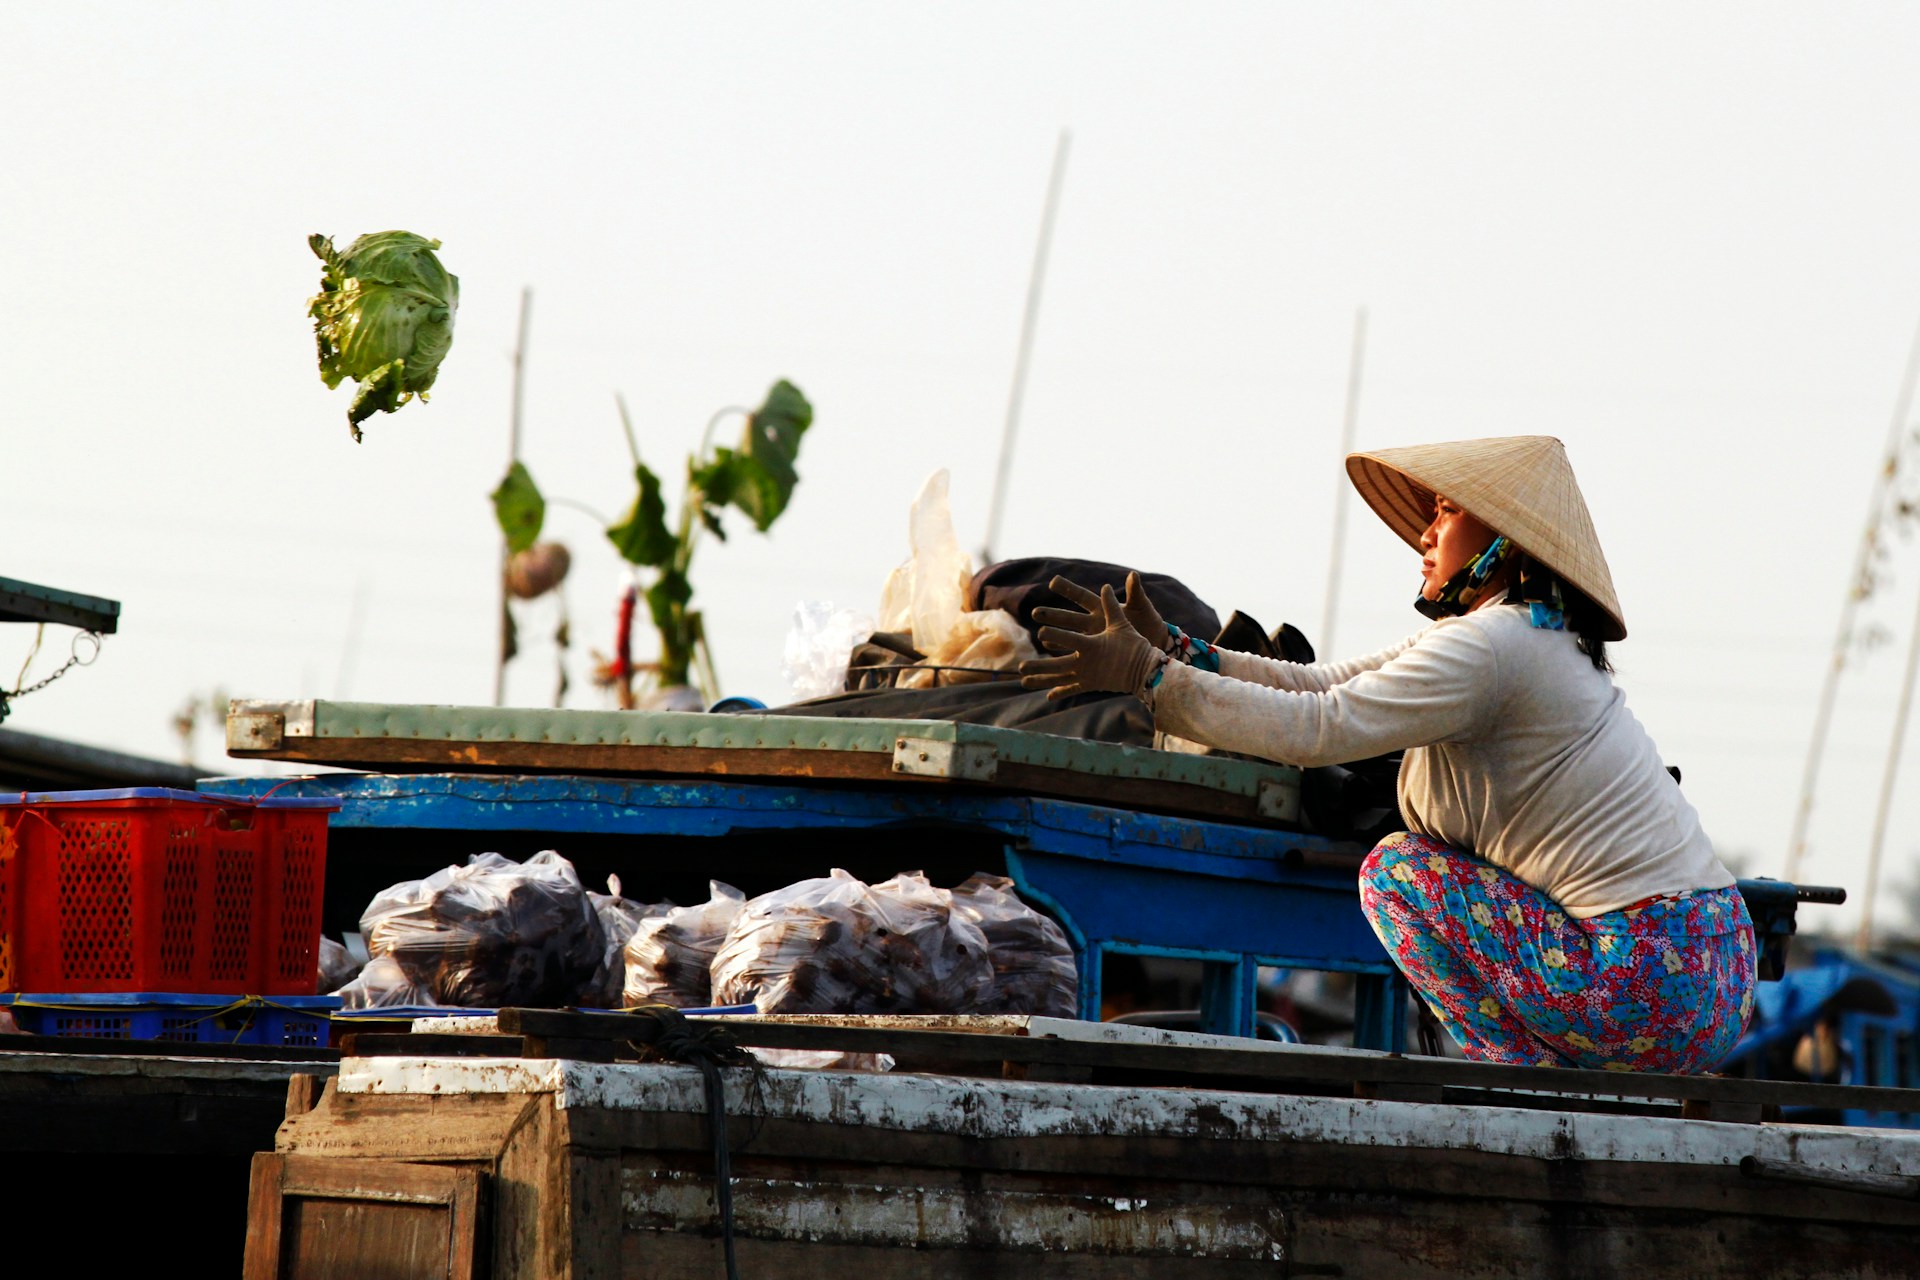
[1415,535,1567,631]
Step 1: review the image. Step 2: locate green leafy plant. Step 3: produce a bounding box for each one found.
[491,462,546,554]
[494,379,813,702]
[308,231,460,442]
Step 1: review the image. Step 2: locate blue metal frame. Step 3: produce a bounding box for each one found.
[201,772,1400,1046]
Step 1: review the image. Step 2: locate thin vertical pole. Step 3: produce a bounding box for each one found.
[1858,578,1920,954]
[495,287,532,707]
[1320,308,1368,655]
[983,130,1071,564]
[1786,316,1920,878]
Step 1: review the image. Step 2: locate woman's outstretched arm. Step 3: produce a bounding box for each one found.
[1148,620,1496,767]
[1188,628,1425,693]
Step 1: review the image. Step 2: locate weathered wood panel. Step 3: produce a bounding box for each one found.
[269,1059,1920,1278]
[497,1007,1920,1119]
[622,1236,1295,1279]
[278,1083,544,1163]
[608,1145,1920,1280]
[244,1154,485,1280]
[582,1107,1920,1230]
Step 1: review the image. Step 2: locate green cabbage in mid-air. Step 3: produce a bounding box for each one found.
[308,231,459,441]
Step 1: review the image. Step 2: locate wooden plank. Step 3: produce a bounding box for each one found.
[0,1031,339,1063]
[494,1008,1920,1116]
[244,1153,287,1280]
[227,739,1284,827]
[623,1235,1294,1280]
[589,1107,1920,1229]
[621,1149,1291,1262]
[606,1143,1920,1277]
[285,1073,324,1120]
[279,1090,544,1163]
[564,1142,624,1280]
[340,1032,528,1058]
[520,1035,618,1064]
[492,1093,556,1280]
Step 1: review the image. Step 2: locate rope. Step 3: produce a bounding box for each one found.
[621,1005,762,1280]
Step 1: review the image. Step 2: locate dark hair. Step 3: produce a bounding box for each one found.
[1563,583,1614,674]
[1514,553,1612,673]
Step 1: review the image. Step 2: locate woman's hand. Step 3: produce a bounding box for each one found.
[1031,572,1173,652]
[1019,582,1164,700]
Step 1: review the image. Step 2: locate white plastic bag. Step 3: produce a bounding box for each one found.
[582,875,674,1008]
[949,873,1078,1017]
[335,954,434,1009]
[623,881,748,1008]
[356,850,606,1008]
[877,469,974,646]
[710,868,994,1015]
[782,602,876,701]
[874,470,1036,687]
[316,935,365,995]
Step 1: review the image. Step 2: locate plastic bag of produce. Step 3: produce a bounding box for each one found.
[949,873,1078,1017]
[358,850,606,1008]
[334,954,434,1009]
[710,869,993,1015]
[581,875,674,1008]
[316,935,365,995]
[623,881,747,1008]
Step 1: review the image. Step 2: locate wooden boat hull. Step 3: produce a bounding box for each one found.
[251,1057,1920,1279]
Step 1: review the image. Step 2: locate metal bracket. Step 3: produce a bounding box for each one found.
[891,736,998,782]
[228,711,286,752]
[227,699,316,752]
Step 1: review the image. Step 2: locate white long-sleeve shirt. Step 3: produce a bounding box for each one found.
[1145,599,1734,918]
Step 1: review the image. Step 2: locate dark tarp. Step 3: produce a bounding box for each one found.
[768,558,1404,841]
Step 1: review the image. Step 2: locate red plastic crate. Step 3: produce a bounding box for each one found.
[0,789,337,995]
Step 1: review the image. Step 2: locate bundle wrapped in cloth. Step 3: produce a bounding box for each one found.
[622,881,747,1008]
[949,872,1078,1017]
[710,869,994,1015]
[337,851,606,1010]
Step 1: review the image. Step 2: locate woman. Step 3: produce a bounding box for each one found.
[1020,435,1754,1072]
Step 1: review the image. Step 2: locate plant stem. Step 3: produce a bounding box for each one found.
[615,392,642,469]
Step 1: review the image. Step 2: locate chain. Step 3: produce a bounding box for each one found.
[3,631,102,714]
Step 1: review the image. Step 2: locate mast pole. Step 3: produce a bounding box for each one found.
[1320,308,1368,655]
[983,130,1071,564]
[1859,575,1920,953]
[1785,316,1920,878]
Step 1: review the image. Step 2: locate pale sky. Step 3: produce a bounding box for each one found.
[7,3,1920,936]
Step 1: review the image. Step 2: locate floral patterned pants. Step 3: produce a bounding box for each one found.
[1358,832,1756,1072]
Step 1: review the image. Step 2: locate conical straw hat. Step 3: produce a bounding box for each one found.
[1345,435,1626,640]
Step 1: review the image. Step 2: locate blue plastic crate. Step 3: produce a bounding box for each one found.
[0,992,339,1047]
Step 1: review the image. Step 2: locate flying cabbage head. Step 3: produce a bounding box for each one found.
[308,231,459,441]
